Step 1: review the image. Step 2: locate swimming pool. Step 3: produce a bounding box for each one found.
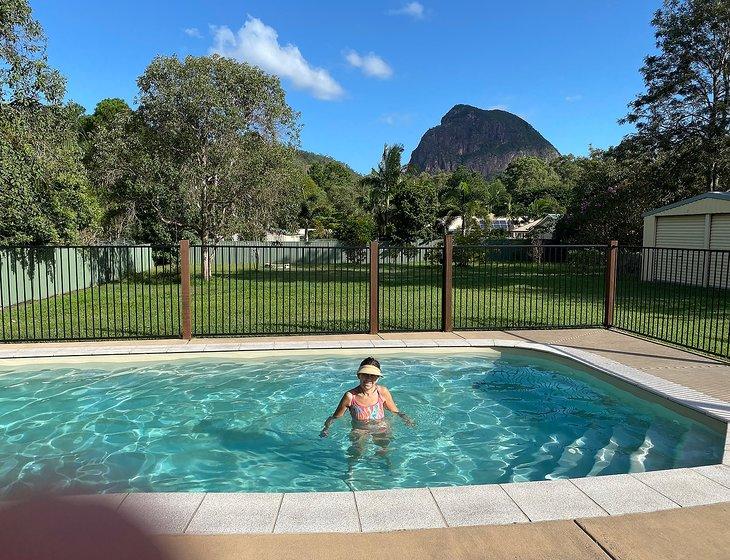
[0,348,724,497]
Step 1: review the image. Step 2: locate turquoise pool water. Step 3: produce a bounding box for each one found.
[0,350,724,496]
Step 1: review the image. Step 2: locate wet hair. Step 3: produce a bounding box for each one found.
[359,356,380,369]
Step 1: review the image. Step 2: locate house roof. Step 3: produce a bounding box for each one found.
[642,192,730,217]
[511,214,560,232]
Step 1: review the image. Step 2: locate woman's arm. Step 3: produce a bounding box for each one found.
[320,393,351,437]
[380,387,415,426]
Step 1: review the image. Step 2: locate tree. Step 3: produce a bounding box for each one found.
[500,156,567,215]
[333,213,376,263]
[438,166,506,235]
[306,158,363,232]
[362,144,404,240]
[0,0,65,105]
[389,174,439,244]
[0,0,98,244]
[132,54,300,278]
[0,103,99,243]
[527,196,565,219]
[622,0,730,190]
[554,151,644,244]
[298,174,330,242]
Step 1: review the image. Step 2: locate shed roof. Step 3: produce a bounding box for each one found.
[642,191,730,217]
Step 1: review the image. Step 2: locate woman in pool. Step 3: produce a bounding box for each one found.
[320,357,413,439]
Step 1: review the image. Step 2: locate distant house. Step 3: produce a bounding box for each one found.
[444,215,511,234]
[509,214,561,240]
[642,192,730,287]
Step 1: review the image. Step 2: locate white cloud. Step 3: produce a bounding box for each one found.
[345,50,393,79]
[565,94,583,102]
[378,112,412,126]
[389,2,425,19]
[210,16,344,101]
[489,104,509,111]
[184,27,202,38]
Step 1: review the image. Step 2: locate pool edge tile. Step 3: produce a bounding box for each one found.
[355,488,446,532]
[117,492,205,534]
[429,484,529,526]
[500,479,608,522]
[570,475,679,515]
[185,492,282,534]
[273,491,359,533]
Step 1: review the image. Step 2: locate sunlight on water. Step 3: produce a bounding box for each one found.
[0,351,723,496]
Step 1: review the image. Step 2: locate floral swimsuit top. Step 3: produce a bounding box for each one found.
[349,389,385,421]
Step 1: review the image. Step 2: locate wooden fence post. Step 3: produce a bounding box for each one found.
[369,240,379,335]
[180,240,192,340]
[442,235,454,332]
[604,240,618,328]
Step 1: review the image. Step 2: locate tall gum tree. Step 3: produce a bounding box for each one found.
[136,54,301,279]
[622,0,730,190]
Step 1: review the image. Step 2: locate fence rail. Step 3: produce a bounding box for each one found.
[1,240,728,359]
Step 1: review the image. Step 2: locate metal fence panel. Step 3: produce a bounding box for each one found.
[453,245,608,330]
[190,244,370,336]
[0,245,180,341]
[614,247,730,358]
[378,246,442,332]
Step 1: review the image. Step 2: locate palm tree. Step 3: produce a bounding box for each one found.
[362,144,404,240]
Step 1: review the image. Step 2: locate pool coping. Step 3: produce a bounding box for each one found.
[1,337,729,534]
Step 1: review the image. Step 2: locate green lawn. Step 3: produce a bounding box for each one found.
[1,262,728,358]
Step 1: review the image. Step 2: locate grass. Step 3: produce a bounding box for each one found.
[1,262,728,358]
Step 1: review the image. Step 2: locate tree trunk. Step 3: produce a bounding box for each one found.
[202,244,211,281]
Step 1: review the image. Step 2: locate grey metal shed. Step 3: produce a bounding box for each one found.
[642,192,730,288]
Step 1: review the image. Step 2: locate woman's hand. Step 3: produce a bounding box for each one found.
[398,411,415,427]
[320,428,329,438]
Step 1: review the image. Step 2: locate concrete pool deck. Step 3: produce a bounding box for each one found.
[153,503,730,560]
[1,328,729,539]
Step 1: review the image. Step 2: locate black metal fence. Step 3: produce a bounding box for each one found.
[452,244,607,330]
[614,247,730,358]
[190,244,371,336]
[378,245,442,332]
[0,245,181,341]
[1,241,728,359]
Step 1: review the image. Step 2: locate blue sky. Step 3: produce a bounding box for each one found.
[32,0,660,174]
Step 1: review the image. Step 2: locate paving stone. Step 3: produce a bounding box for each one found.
[307,341,342,349]
[371,339,405,347]
[128,346,169,354]
[237,342,275,351]
[89,346,132,355]
[355,488,445,532]
[501,480,607,522]
[693,465,730,488]
[466,338,497,347]
[118,492,205,534]
[186,493,282,534]
[430,484,528,526]
[403,339,439,347]
[434,339,470,347]
[571,475,678,514]
[634,468,730,506]
[12,348,56,358]
[273,341,308,350]
[340,340,375,348]
[274,491,359,533]
[203,343,241,352]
